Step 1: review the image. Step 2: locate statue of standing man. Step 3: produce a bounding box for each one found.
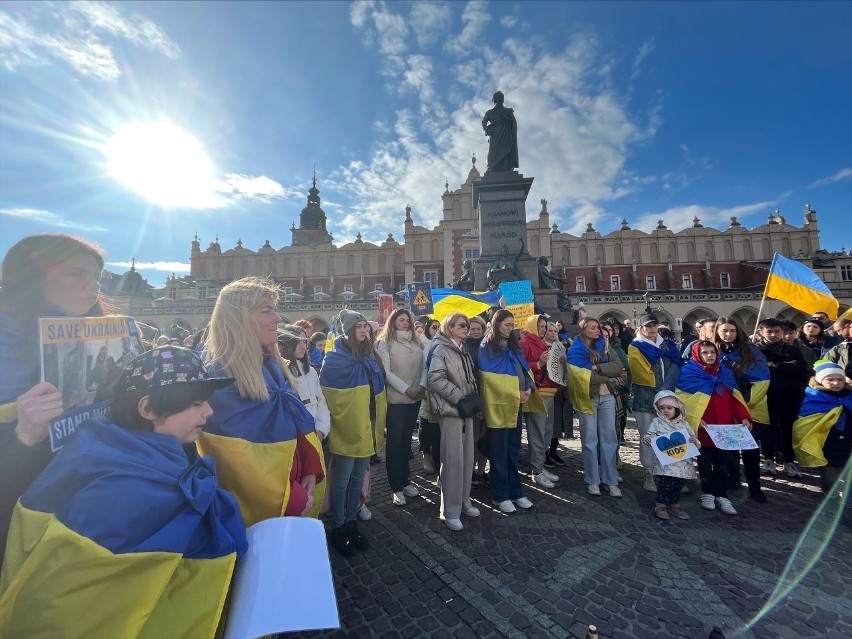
[481,91,518,174]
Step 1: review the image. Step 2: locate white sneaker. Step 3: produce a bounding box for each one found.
[784,462,802,478]
[357,504,372,521]
[440,515,463,531]
[493,499,516,513]
[541,468,559,482]
[606,484,622,498]
[402,484,419,497]
[761,459,777,475]
[700,493,716,510]
[717,497,737,515]
[533,472,555,488]
[643,473,657,492]
[513,496,534,509]
[462,504,481,517]
[587,484,601,496]
[392,491,406,506]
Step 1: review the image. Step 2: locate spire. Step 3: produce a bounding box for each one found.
[130,257,136,272]
[620,218,630,230]
[471,152,476,168]
[405,204,412,221]
[692,216,703,228]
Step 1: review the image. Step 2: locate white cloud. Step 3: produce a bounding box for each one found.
[809,167,852,188]
[445,1,491,55]
[108,261,190,272]
[630,200,777,234]
[350,0,409,75]
[632,36,655,74]
[0,207,108,232]
[220,174,296,200]
[500,15,518,28]
[0,1,178,81]
[409,2,452,47]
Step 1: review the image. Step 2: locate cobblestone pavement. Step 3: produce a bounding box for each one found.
[295,418,851,639]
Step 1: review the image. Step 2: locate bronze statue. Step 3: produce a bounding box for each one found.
[451,259,475,292]
[537,256,572,311]
[487,239,525,283]
[481,91,518,174]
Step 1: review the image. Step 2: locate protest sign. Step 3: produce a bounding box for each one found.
[224,517,339,638]
[546,340,567,386]
[408,282,434,316]
[40,316,144,452]
[703,424,759,450]
[500,280,534,326]
[377,294,394,326]
[650,429,700,467]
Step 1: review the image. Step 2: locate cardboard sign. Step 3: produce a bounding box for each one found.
[703,424,759,450]
[39,316,145,451]
[546,340,567,386]
[407,282,434,315]
[650,428,700,466]
[500,280,534,326]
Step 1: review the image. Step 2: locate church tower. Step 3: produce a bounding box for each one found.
[291,169,333,247]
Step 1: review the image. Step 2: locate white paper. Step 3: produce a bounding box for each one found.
[546,340,567,386]
[703,424,759,450]
[650,428,700,467]
[224,517,339,639]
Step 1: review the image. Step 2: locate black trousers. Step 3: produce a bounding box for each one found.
[386,402,420,492]
[697,447,734,498]
[656,476,685,504]
[418,418,441,470]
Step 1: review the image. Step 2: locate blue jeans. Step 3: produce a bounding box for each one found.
[489,411,524,502]
[331,454,370,527]
[578,394,619,486]
[386,402,420,492]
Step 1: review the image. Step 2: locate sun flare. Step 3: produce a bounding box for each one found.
[105,121,221,208]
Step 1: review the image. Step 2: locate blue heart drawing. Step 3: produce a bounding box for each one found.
[656,431,687,452]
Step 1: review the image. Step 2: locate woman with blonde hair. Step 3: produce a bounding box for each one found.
[376,308,426,506]
[428,312,480,530]
[200,277,325,526]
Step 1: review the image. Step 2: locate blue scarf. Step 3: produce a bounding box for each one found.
[631,337,681,368]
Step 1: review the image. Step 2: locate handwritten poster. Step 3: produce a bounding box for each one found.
[500,280,534,326]
[703,424,759,450]
[650,429,700,467]
[39,316,144,451]
[546,340,567,386]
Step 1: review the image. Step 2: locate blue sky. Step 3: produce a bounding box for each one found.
[1,1,850,287]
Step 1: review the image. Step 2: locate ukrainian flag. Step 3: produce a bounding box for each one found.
[320,339,387,458]
[432,288,504,320]
[628,339,682,389]
[199,358,326,525]
[566,335,610,415]
[675,360,749,430]
[793,386,852,467]
[479,342,546,428]
[764,253,839,317]
[721,344,771,424]
[0,420,246,638]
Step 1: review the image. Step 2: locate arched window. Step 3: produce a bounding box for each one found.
[313,256,321,275]
[614,242,623,264]
[724,240,733,260]
[633,242,642,264]
[562,245,571,266]
[669,242,677,262]
[379,254,387,272]
[579,245,588,265]
[431,239,440,260]
[782,237,792,256]
[530,235,540,257]
[596,243,605,265]
[414,241,422,261]
[801,237,811,255]
[762,238,771,259]
[347,255,355,273]
[650,242,659,263]
[394,252,402,271]
[687,241,696,262]
[226,262,234,279]
[452,201,462,220]
[704,241,714,261]
[743,239,753,260]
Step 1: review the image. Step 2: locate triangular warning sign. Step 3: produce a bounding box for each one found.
[413,289,430,307]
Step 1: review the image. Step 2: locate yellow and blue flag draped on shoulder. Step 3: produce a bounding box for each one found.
[627,338,682,388]
[567,335,608,415]
[320,339,387,458]
[764,253,839,317]
[0,420,246,638]
[793,386,852,467]
[478,342,546,428]
[721,344,771,424]
[675,359,749,430]
[199,358,326,525]
[432,287,504,320]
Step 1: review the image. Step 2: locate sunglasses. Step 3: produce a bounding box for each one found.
[455,323,469,329]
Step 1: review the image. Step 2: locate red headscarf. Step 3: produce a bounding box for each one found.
[691,340,720,376]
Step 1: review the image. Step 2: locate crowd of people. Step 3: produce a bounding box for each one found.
[1,232,850,635]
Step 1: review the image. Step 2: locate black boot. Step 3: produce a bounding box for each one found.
[549,439,566,465]
[346,520,370,551]
[330,525,354,557]
[748,483,767,503]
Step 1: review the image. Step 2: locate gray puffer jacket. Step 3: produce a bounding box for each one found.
[428,331,478,418]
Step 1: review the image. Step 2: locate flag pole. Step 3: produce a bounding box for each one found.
[754,253,776,324]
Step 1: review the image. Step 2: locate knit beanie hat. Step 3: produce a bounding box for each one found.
[814,359,845,384]
[339,309,367,335]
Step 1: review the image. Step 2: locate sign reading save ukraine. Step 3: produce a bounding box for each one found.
[500,280,534,325]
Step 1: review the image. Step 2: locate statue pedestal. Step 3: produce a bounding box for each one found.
[472,171,536,290]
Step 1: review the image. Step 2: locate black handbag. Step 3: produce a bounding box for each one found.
[456,392,483,419]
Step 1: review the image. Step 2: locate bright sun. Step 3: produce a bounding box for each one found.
[105,121,221,208]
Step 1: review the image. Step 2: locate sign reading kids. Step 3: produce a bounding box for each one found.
[651,428,700,467]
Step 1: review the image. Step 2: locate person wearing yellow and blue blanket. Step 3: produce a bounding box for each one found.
[714,316,770,503]
[478,308,546,513]
[320,309,387,557]
[567,318,628,497]
[0,346,246,638]
[627,313,682,492]
[793,360,852,494]
[200,278,326,528]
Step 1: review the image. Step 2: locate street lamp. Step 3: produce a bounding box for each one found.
[642,290,652,314]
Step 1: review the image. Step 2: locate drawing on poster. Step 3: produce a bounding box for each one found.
[703,424,759,450]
